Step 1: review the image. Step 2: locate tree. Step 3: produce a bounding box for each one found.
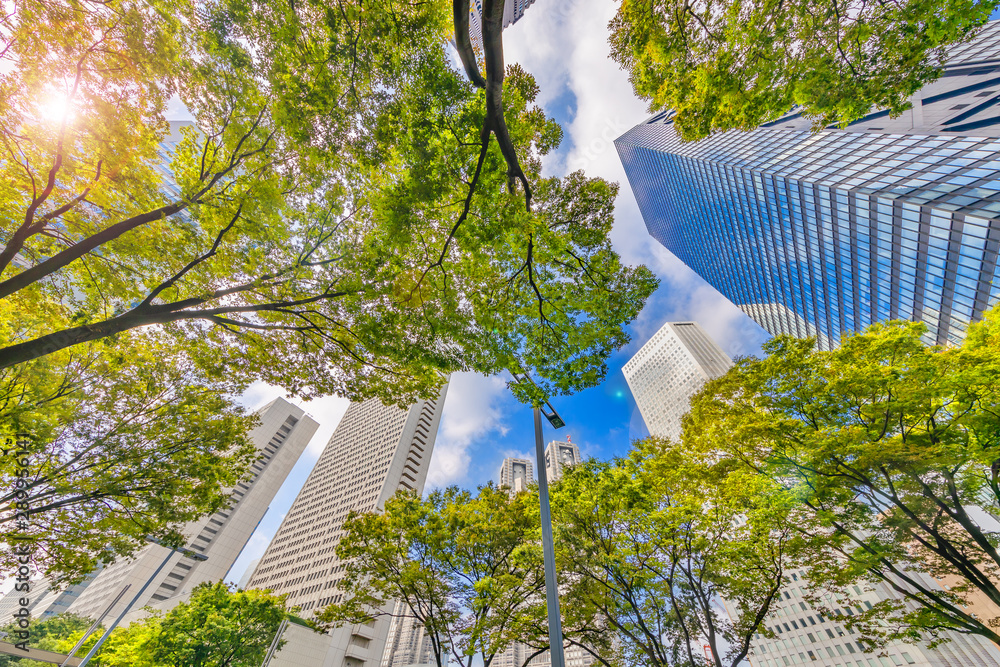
[0,584,290,667]
[685,306,1000,647]
[609,0,999,141]
[0,332,257,584]
[551,438,798,667]
[1,0,656,407]
[316,484,598,667]
[0,613,93,667]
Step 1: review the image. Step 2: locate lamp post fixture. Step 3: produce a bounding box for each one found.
[513,369,567,667]
[75,539,208,667]
[533,402,567,667]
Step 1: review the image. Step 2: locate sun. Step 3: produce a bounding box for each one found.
[37,91,75,124]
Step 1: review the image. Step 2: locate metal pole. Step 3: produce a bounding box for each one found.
[59,584,132,666]
[78,548,177,667]
[533,405,566,667]
[260,618,289,667]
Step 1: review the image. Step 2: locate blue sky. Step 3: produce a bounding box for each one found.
[225,0,777,585]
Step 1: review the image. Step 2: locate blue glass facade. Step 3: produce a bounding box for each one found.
[616,24,1000,348]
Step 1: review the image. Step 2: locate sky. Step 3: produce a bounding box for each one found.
[222,0,773,586]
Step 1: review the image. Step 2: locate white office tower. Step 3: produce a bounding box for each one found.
[622,321,732,440]
[248,387,448,667]
[545,438,581,482]
[468,0,538,52]
[24,570,102,620]
[498,457,534,493]
[379,600,435,667]
[67,398,318,621]
[745,567,1000,667]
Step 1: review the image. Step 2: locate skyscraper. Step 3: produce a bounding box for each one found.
[468,0,539,51]
[622,321,732,440]
[544,439,580,482]
[248,388,448,667]
[616,21,1000,349]
[380,600,435,667]
[67,398,318,621]
[497,457,534,494]
[745,565,1000,667]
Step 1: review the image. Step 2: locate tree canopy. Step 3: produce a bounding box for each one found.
[0,584,291,667]
[1,0,657,407]
[610,0,999,140]
[685,306,1000,647]
[317,484,567,667]
[0,332,256,583]
[551,438,798,667]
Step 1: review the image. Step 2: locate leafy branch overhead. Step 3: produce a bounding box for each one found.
[610,0,999,140]
[0,0,657,406]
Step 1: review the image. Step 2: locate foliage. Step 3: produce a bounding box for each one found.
[552,438,798,667]
[2,584,290,667]
[685,306,1000,647]
[609,0,999,140]
[0,613,93,667]
[0,0,656,407]
[316,484,595,667]
[0,332,257,584]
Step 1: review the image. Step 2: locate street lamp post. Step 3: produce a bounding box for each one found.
[533,400,566,667]
[76,541,208,667]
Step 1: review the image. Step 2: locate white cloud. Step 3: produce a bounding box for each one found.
[426,372,510,489]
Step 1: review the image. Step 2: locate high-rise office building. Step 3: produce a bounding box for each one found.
[468,0,539,51]
[497,457,534,494]
[380,600,435,667]
[745,565,1000,667]
[544,438,581,482]
[616,21,1000,350]
[248,388,448,667]
[622,321,732,440]
[491,456,596,667]
[68,398,318,621]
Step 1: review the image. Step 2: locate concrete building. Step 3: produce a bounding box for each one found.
[544,438,581,483]
[379,599,435,667]
[745,566,1000,667]
[467,0,539,52]
[67,398,318,621]
[616,20,1000,350]
[248,388,448,667]
[622,321,732,440]
[497,457,534,494]
[492,450,595,667]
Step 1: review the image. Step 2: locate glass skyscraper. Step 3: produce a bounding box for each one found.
[616,21,1000,348]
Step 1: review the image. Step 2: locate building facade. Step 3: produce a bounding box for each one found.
[248,388,448,667]
[544,439,581,483]
[497,457,534,494]
[616,21,1000,350]
[491,451,595,667]
[468,0,538,51]
[622,321,732,440]
[379,599,436,667]
[745,566,1000,667]
[68,398,318,621]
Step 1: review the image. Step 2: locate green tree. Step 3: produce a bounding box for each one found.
[317,484,601,667]
[0,332,257,583]
[0,613,93,667]
[552,438,798,667]
[685,306,1000,647]
[609,0,999,141]
[1,0,656,407]
[0,585,290,666]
